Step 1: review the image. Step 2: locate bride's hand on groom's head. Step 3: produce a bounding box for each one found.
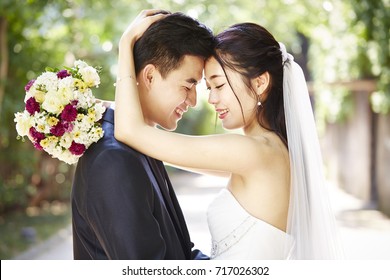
[119,9,170,48]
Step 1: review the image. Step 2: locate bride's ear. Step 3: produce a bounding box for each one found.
[253,72,271,100]
[141,64,156,90]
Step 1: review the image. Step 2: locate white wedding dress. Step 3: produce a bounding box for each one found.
[207,189,289,259]
[205,45,343,260]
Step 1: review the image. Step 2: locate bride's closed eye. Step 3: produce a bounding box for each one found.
[206,83,225,91]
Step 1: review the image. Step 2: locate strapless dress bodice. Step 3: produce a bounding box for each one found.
[207,189,288,259]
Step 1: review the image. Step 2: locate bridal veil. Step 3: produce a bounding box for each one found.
[280,43,344,259]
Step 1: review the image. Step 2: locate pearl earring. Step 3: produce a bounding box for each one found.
[257,92,263,107]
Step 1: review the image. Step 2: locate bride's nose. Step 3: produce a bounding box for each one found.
[208,90,219,105]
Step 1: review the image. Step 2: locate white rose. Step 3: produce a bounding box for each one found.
[73,91,88,108]
[42,91,64,115]
[79,66,100,87]
[35,72,58,92]
[93,103,106,121]
[58,76,75,91]
[74,60,88,69]
[14,111,33,137]
[58,87,74,105]
[61,152,79,164]
[83,89,95,107]
[59,132,73,149]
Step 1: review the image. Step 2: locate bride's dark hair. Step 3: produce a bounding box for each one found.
[214,23,287,147]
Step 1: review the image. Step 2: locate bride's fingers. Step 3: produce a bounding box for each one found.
[137,9,169,25]
[140,9,170,17]
[143,12,168,25]
[119,9,170,46]
[121,11,168,42]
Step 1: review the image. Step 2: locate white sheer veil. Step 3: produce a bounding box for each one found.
[279,43,344,259]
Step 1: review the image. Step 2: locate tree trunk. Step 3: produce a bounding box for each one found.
[0,16,8,120]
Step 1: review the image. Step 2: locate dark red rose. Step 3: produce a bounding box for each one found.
[29,127,45,141]
[50,122,66,137]
[24,79,35,92]
[62,122,74,132]
[69,141,86,155]
[61,104,78,122]
[57,70,71,79]
[33,141,43,151]
[25,97,40,115]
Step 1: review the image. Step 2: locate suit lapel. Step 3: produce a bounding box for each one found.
[105,108,191,257]
[160,166,192,245]
[144,156,190,257]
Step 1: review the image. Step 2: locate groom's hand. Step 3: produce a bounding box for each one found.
[96,99,114,110]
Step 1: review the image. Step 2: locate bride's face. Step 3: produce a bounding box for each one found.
[204,57,257,130]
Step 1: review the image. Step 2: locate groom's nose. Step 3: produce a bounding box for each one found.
[185,88,197,107]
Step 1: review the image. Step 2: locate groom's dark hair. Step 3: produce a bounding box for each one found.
[133,12,215,78]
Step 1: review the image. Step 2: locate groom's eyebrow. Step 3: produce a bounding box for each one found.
[186,78,199,85]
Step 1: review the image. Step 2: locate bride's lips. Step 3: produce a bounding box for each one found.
[216,108,229,119]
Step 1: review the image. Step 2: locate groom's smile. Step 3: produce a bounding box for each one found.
[142,55,204,131]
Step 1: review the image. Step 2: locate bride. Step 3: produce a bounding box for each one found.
[114,10,343,259]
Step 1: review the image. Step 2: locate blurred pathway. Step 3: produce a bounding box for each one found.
[13,171,390,260]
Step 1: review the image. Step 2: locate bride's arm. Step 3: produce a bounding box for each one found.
[114,10,271,175]
[164,163,231,178]
[115,9,167,115]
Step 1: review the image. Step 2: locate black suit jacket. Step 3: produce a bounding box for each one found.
[71,108,207,260]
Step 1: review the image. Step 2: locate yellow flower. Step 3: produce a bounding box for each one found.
[47,136,58,143]
[87,115,95,124]
[88,110,96,123]
[37,124,46,132]
[40,138,50,148]
[77,114,84,121]
[48,116,59,126]
[74,79,87,92]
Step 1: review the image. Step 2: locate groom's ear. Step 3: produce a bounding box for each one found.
[141,64,156,90]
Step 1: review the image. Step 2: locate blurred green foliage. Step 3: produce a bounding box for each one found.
[351,0,390,114]
[0,0,388,214]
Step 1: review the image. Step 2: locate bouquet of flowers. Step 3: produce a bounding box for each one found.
[14,60,106,164]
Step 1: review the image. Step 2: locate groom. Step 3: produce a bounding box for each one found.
[71,12,214,260]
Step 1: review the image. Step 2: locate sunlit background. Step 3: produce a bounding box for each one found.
[0,0,389,259]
